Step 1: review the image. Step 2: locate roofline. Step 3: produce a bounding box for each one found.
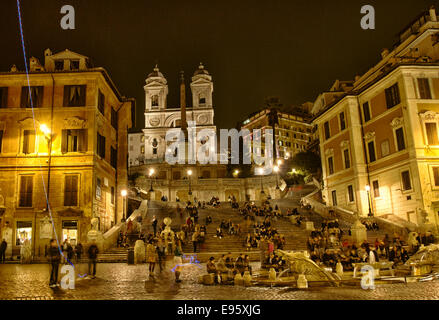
[0,67,132,103]
[312,62,439,122]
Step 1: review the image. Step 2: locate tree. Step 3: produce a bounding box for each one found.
[290,151,321,174]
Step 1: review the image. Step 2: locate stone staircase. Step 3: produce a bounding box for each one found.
[97,247,129,263]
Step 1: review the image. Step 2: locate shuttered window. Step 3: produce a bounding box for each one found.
[339,112,346,131]
[425,123,439,145]
[385,83,400,109]
[22,130,36,154]
[343,149,350,169]
[97,133,105,158]
[98,90,105,115]
[362,102,371,122]
[64,175,78,206]
[0,87,8,108]
[61,129,87,153]
[433,167,439,187]
[19,175,33,207]
[21,86,43,108]
[373,180,380,198]
[111,108,118,129]
[328,156,334,175]
[324,122,330,140]
[111,146,117,168]
[401,170,412,191]
[347,185,354,202]
[63,85,86,107]
[395,127,406,151]
[418,78,432,99]
[331,190,337,206]
[367,141,376,162]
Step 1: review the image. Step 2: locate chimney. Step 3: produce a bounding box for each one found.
[430,6,437,22]
[180,71,187,138]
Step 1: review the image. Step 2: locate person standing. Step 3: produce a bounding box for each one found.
[88,242,99,279]
[173,246,183,283]
[152,216,158,235]
[146,240,157,277]
[156,238,166,272]
[48,239,61,287]
[0,239,7,263]
[192,231,199,253]
[75,243,83,262]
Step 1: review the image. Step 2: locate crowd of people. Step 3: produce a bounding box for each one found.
[206,253,253,283]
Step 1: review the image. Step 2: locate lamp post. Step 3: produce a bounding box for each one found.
[233,169,240,178]
[365,185,373,217]
[258,167,265,194]
[149,168,155,192]
[274,165,280,189]
[121,189,127,222]
[187,169,192,196]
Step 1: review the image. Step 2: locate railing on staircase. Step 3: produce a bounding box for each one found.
[102,199,148,251]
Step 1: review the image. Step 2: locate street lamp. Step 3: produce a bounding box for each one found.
[187,169,192,196]
[233,169,240,177]
[258,167,265,194]
[149,168,155,192]
[274,165,280,189]
[121,189,127,222]
[365,185,373,217]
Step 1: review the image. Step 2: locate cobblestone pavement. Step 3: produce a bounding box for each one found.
[1,262,439,300]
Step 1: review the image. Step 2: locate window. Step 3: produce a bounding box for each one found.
[372,180,380,198]
[401,170,412,191]
[96,177,101,199]
[21,86,43,108]
[0,130,3,153]
[367,141,376,162]
[16,221,32,245]
[328,156,334,175]
[199,95,206,104]
[385,83,400,109]
[323,121,330,140]
[111,186,115,205]
[339,112,346,131]
[70,60,80,70]
[64,175,78,206]
[331,190,337,206]
[362,102,371,122]
[425,122,439,145]
[19,175,33,207]
[111,147,117,168]
[111,108,118,129]
[98,90,105,115]
[0,87,8,108]
[347,185,354,202]
[97,133,106,158]
[151,95,159,107]
[55,60,64,71]
[395,127,406,151]
[343,149,350,169]
[381,140,390,157]
[433,167,439,187]
[61,129,87,153]
[418,78,432,99]
[140,145,145,154]
[152,138,158,155]
[22,130,36,154]
[64,85,86,107]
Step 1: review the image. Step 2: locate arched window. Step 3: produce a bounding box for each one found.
[152,138,158,155]
[199,94,206,105]
[151,95,159,108]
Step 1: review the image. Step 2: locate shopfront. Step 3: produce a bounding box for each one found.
[62,220,78,245]
[16,221,32,246]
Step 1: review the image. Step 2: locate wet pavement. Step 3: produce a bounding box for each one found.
[0,262,439,300]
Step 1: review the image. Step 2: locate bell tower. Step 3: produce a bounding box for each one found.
[190,63,213,109]
[144,64,168,111]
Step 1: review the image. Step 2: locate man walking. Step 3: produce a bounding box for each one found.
[152,216,158,235]
[88,242,99,279]
[48,239,61,287]
[0,239,7,263]
[192,231,199,253]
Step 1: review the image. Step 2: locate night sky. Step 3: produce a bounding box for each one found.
[0,0,437,132]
